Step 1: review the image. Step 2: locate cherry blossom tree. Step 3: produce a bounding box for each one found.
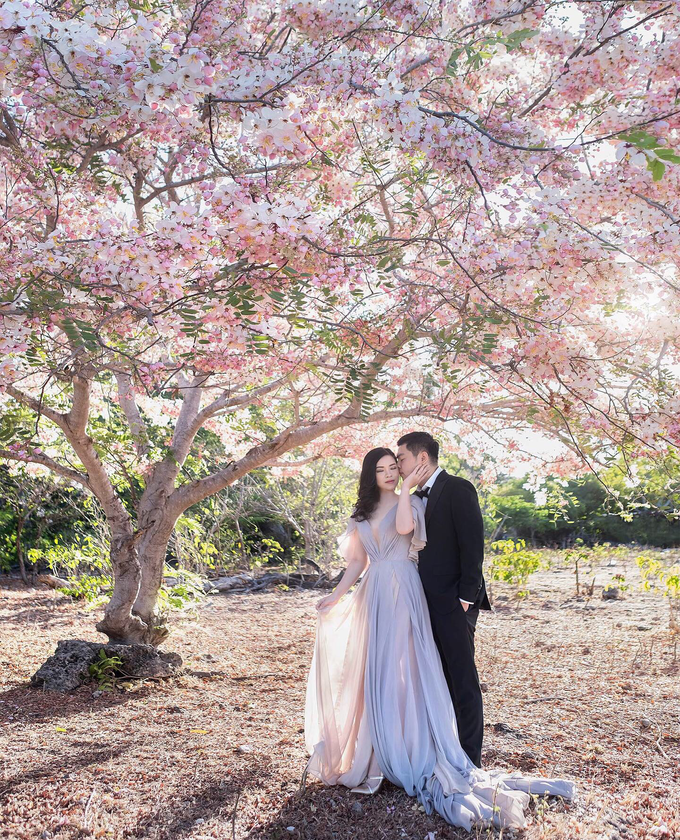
[1,0,679,644]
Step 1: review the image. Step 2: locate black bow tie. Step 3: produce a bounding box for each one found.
[414,487,430,499]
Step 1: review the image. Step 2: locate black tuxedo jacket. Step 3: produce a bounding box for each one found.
[418,470,491,614]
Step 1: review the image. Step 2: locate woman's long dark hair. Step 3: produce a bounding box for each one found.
[351,447,397,522]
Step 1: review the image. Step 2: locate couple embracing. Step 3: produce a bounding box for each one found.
[304,432,575,830]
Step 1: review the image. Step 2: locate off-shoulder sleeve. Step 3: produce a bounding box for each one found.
[408,496,427,560]
[337,517,368,565]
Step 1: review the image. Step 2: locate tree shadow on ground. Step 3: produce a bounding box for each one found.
[244,778,469,840]
[0,577,35,591]
[182,668,232,679]
[125,760,274,840]
[0,603,80,629]
[0,740,133,801]
[247,780,574,840]
[0,683,153,727]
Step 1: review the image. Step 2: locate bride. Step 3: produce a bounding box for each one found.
[304,447,575,830]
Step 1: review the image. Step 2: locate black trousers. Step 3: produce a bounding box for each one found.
[427,601,483,768]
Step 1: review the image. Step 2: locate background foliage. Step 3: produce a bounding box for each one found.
[2,452,678,587]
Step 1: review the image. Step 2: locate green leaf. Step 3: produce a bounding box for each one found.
[481,332,498,354]
[648,158,666,181]
[61,317,99,350]
[618,130,659,150]
[149,57,163,73]
[447,48,463,71]
[502,28,538,51]
[653,148,680,164]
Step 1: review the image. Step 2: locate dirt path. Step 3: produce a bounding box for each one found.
[1,557,679,840]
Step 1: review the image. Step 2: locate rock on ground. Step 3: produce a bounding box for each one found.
[30,639,183,692]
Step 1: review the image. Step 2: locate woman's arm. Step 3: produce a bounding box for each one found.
[395,487,415,535]
[316,528,368,611]
[316,553,369,611]
[396,463,430,534]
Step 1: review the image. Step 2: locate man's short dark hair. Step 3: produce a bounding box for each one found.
[397,431,439,462]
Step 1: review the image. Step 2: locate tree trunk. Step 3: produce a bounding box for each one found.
[16,516,28,586]
[303,519,316,573]
[131,529,174,644]
[234,516,248,566]
[96,522,176,647]
[95,530,149,644]
[96,463,179,647]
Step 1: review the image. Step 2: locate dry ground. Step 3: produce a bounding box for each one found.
[1,553,679,840]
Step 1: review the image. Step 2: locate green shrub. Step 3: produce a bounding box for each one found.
[31,535,112,606]
[637,554,680,632]
[157,565,209,613]
[88,650,123,691]
[489,538,542,598]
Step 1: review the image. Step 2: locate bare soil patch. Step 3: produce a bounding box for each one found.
[1,555,679,840]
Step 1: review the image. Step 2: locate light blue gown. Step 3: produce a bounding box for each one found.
[305,496,575,830]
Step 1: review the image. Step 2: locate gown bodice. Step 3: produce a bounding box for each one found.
[342,495,426,566]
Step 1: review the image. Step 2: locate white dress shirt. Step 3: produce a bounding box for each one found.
[419,466,473,607]
[420,466,442,501]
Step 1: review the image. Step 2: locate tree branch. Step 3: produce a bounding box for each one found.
[67,375,91,434]
[0,106,21,150]
[633,193,680,226]
[140,172,218,207]
[191,373,298,435]
[464,161,498,229]
[400,54,434,78]
[169,324,418,515]
[518,4,672,118]
[75,130,144,175]
[0,448,92,490]
[418,107,556,152]
[7,377,131,528]
[115,373,151,458]
[6,385,69,431]
[168,405,427,516]
[170,373,209,465]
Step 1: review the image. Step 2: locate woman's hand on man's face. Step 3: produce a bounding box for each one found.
[401,462,430,491]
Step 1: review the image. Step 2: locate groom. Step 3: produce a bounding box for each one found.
[396,432,491,768]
